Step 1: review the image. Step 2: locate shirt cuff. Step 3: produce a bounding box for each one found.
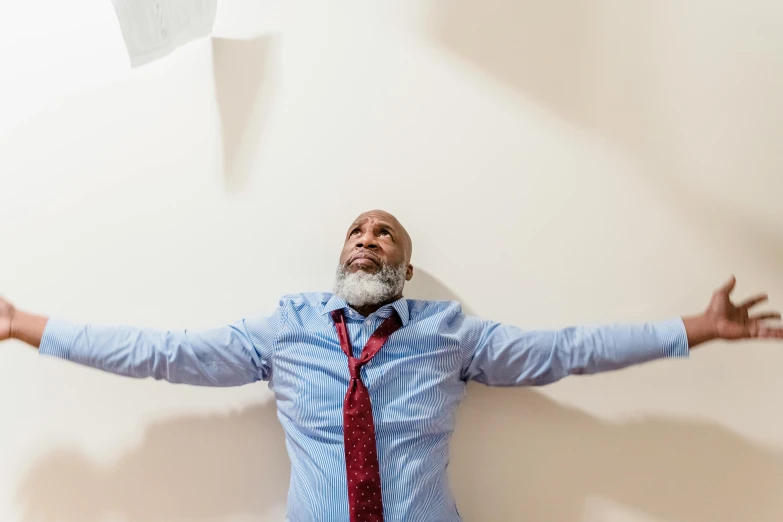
[655,317,690,358]
[38,318,82,361]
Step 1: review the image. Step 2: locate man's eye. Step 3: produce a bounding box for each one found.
[350,229,361,236]
[379,230,390,236]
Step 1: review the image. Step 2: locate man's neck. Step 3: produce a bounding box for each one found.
[350,295,402,318]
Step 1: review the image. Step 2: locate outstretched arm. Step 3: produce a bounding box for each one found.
[462,276,782,386]
[1,296,280,387]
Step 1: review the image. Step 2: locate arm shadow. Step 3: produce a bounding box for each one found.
[16,399,290,522]
[407,268,783,521]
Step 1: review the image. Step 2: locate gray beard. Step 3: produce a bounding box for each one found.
[333,262,407,307]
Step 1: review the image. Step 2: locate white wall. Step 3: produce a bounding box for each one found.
[1,1,782,520]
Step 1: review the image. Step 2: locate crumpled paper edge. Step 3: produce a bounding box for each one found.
[111,0,218,67]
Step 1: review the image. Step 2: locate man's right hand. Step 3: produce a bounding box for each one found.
[0,296,15,342]
[0,297,48,348]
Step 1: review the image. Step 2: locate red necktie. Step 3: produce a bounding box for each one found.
[331,309,402,522]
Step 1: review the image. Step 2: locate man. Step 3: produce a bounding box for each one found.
[2,209,781,522]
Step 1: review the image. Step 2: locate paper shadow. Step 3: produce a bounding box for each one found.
[212,36,278,191]
[16,399,289,522]
[406,267,783,521]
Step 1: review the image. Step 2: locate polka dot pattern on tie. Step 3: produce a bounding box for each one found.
[332,309,402,522]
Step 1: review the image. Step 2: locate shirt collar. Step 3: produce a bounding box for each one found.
[322,294,410,327]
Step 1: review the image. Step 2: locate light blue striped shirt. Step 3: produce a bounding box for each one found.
[39,292,689,521]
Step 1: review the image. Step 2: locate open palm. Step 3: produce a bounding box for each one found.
[707,276,783,340]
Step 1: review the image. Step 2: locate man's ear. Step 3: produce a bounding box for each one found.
[406,264,414,281]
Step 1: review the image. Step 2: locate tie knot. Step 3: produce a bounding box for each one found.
[348,357,363,379]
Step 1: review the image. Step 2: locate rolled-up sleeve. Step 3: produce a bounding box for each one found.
[38,309,283,386]
[462,316,689,386]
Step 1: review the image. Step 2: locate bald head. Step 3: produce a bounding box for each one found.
[338,209,413,279]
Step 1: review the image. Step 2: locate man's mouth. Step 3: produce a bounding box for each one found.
[349,252,381,267]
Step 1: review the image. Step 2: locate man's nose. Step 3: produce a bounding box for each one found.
[355,231,378,249]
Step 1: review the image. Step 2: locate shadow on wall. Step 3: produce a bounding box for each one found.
[212,35,278,192]
[451,385,783,522]
[428,0,782,168]
[407,268,783,521]
[428,0,783,273]
[429,0,596,125]
[16,400,290,522]
[404,267,477,316]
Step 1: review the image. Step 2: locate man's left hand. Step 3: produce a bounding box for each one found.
[685,276,783,348]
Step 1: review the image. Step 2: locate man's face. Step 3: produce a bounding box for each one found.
[339,211,413,281]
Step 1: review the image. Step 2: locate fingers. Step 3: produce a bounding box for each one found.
[719,275,737,295]
[757,327,783,339]
[740,293,769,310]
[751,312,781,321]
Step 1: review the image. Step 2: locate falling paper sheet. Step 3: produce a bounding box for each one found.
[112,0,218,67]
